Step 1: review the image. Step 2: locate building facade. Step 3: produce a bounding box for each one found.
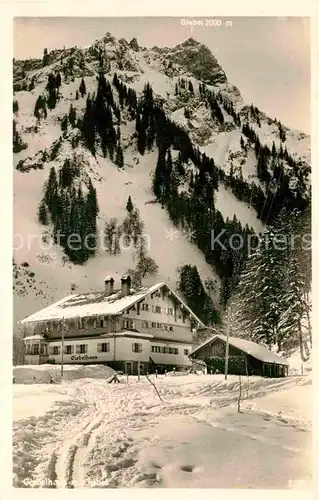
[20,275,204,374]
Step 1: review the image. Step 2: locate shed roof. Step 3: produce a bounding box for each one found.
[189,334,289,366]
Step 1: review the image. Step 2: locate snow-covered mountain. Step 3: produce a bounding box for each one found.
[13,33,311,330]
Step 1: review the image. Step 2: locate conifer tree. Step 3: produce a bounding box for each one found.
[116,125,121,141]
[79,78,86,98]
[153,149,167,200]
[44,167,58,217]
[56,72,62,88]
[126,195,133,213]
[276,208,311,358]
[68,104,76,126]
[177,264,219,326]
[60,115,68,133]
[46,73,58,109]
[115,144,124,168]
[13,99,19,113]
[82,97,96,155]
[137,124,147,156]
[42,48,49,67]
[104,218,118,254]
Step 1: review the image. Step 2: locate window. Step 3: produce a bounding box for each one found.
[152,305,156,313]
[162,347,168,354]
[151,322,156,328]
[142,321,149,328]
[151,345,161,353]
[168,308,173,315]
[124,319,135,330]
[97,342,110,353]
[76,344,87,354]
[99,318,105,328]
[78,318,86,329]
[142,303,149,311]
[53,346,60,355]
[26,344,31,355]
[40,344,46,355]
[184,349,189,355]
[157,323,162,329]
[132,343,143,353]
[174,348,179,355]
[169,348,174,354]
[32,344,39,355]
[169,326,174,332]
[155,306,161,313]
[65,345,73,355]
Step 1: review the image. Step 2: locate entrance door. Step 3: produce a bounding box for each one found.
[125,361,133,375]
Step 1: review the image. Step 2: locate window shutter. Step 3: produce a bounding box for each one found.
[76,345,81,353]
[97,343,102,353]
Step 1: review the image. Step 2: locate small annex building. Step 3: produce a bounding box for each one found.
[189,334,289,377]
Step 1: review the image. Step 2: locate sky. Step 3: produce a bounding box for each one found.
[14,17,311,134]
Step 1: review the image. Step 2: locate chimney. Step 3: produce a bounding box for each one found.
[104,276,115,295]
[121,274,131,297]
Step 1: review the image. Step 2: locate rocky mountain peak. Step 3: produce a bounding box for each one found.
[129,37,139,52]
[180,37,201,47]
[161,37,227,86]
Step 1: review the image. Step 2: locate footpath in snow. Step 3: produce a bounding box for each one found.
[13,367,312,489]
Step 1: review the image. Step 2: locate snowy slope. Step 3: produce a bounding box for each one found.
[13,33,310,329]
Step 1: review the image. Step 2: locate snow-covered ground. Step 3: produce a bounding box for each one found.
[13,365,312,489]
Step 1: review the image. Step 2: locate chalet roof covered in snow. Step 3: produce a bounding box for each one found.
[19,282,205,327]
[190,334,289,366]
[23,334,47,341]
